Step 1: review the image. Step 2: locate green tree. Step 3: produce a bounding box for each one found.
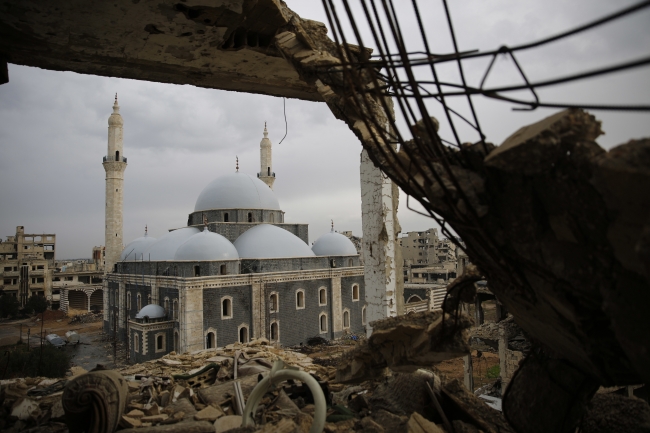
[22,294,49,316]
[0,293,20,318]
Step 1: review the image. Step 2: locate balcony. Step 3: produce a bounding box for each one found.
[103,155,127,163]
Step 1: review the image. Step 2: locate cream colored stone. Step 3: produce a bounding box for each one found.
[214,415,242,433]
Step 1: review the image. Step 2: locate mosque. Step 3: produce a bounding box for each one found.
[101,98,366,363]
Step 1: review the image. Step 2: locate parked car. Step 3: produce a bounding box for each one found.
[45,334,66,348]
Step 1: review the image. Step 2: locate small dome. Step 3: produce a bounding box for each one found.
[143,227,200,261]
[234,224,315,259]
[174,229,239,261]
[312,230,358,256]
[120,233,158,261]
[194,173,281,212]
[136,304,165,320]
[108,98,123,126]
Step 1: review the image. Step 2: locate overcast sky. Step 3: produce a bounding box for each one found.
[0,0,648,259]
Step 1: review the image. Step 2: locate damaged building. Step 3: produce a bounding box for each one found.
[1,0,649,432]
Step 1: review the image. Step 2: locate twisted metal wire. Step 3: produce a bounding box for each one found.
[319,0,650,309]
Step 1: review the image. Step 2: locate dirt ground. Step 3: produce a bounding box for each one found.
[435,350,500,391]
[0,311,115,371]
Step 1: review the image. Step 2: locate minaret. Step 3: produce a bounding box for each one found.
[103,94,127,273]
[257,122,275,189]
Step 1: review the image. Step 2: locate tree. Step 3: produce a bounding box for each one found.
[22,294,49,316]
[0,294,20,318]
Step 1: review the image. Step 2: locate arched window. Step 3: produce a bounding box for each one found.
[239,326,249,343]
[362,306,367,325]
[224,212,229,222]
[270,213,275,223]
[319,287,327,306]
[173,300,178,320]
[127,292,131,309]
[115,150,120,161]
[270,321,279,341]
[155,333,166,353]
[348,258,354,267]
[296,290,305,309]
[222,297,233,319]
[267,167,270,176]
[352,284,360,301]
[137,293,142,311]
[193,265,200,277]
[220,264,227,275]
[164,298,169,315]
[247,212,253,223]
[343,310,350,328]
[134,334,139,353]
[269,293,278,313]
[407,295,423,303]
[206,331,216,349]
[319,313,328,333]
[147,294,151,304]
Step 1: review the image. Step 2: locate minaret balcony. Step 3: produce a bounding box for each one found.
[257,172,275,178]
[103,155,127,163]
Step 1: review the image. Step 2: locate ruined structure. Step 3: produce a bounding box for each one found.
[0,226,56,306]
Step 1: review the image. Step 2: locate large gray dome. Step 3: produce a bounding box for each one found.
[194,173,281,212]
[120,234,158,261]
[234,224,315,259]
[312,231,358,256]
[174,229,239,261]
[143,227,200,261]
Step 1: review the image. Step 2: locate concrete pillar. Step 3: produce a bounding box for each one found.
[360,149,403,335]
[463,354,474,391]
[251,281,265,340]
[331,273,342,337]
[181,284,204,353]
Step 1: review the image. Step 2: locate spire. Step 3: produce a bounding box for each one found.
[112,93,120,114]
[331,219,334,232]
[236,156,239,172]
[145,225,148,236]
[264,122,268,138]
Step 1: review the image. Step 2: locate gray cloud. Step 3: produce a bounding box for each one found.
[1,0,648,258]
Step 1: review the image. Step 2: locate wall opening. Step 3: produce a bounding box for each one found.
[134,334,139,353]
[348,258,353,267]
[320,314,328,333]
[206,332,215,349]
[270,321,278,341]
[319,288,327,306]
[193,265,200,277]
[115,150,120,161]
[239,326,249,343]
[267,167,270,176]
[137,293,142,311]
[220,264,227,275]
[247,212,253,223]
[222,298,232,318]
[173,300,178,320]
[224,212,229,222]
[296,290,304,309]
[362,306,366,325]
[343,310,350,328]
[352,284,359,301]
[270,213,274,223]
[174,331,179,352]
[269,293,278,312]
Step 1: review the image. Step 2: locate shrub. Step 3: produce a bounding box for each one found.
[0,294,20,318]
[0,345,70,378]
[486,364,500,379]
[22,294,49,316]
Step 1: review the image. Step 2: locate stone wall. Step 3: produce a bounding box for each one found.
[203,285,253,348]
[341,275,366,335]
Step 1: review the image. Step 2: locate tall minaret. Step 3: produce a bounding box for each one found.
[103,94,127,273]
[257,122,275,189]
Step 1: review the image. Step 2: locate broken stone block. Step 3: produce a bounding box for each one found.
[120,415,141,429]
[193,405,224,422]
[214,415,242,433]
[11,398,40,420]
[126,409,144,418]
[144,403,160,416]
[259,417,300,433]
[141,413,169,423]
[406,412,444,433]
[159,390,171,407]
[359,416,385,433]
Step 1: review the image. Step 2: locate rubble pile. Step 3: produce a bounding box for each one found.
[68,312,103,324]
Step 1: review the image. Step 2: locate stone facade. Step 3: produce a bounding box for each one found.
[103,97,127,274]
